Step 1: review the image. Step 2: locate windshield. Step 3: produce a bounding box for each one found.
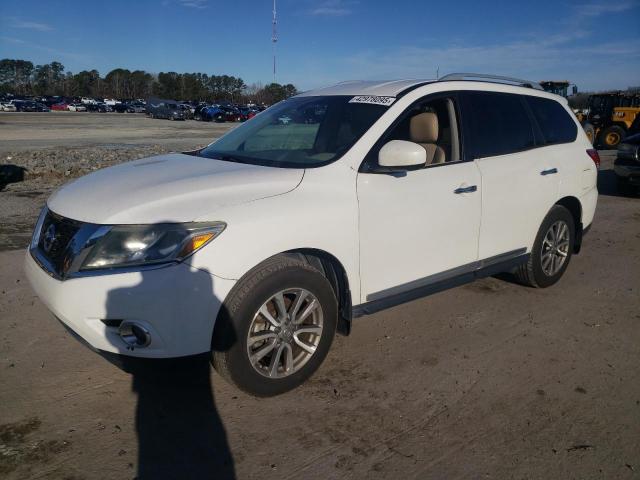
[199,95,388,168]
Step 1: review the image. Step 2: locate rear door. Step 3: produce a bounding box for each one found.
[459,91,559,259]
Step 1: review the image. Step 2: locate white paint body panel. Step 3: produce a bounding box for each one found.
[24,251,236,357]
[357,162,482,300]
[475,148,559,258]
[26,79,598,358]
[47,153,304,224]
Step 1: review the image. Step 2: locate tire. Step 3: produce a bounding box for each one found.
[583,123,595,145]
[598,125,626,149]
[515,205,575,288]
[211,254,337,396]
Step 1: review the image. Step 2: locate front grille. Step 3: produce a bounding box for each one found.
[36,210,82,276]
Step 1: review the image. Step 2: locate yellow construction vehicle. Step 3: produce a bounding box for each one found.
[580,93,640,148]
[539,81,574,98]
[540,81,640,148]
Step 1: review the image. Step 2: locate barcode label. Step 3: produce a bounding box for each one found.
[349,96,396,106]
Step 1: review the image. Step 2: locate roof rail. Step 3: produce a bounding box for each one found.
[438,73,544,91]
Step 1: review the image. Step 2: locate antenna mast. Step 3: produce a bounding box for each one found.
[272,0,278,84]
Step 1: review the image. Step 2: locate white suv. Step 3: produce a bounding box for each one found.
[25,74,599,396]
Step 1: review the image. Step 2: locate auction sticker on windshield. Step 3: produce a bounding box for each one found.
[349,96,396,106]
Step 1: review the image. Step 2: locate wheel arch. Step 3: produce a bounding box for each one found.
[555,196,584,253]
[283,248,353,336]
[213,248,354,346]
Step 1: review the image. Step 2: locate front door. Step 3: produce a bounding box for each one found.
[356,94,481,303]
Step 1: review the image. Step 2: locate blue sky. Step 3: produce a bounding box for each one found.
[1,0,639,91]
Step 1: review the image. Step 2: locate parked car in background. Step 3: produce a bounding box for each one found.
[1,102,17,112]
[68,104,87,112]
[11,100,34,112]
[34,102,50,112]
[180,103,195,114]
[176,104,193,119]
[192,104,222,122]
[51,102,70,111]
[84,102,112,113]
[201,105,225,122]
[40,96,66,108]
[128,102,146,113]
[615,132,640,194]
[193,104,211,121]
[239,107,258,121]
[178,104,194,119]
[112,102,130,113]
[147,100,185,120]
[221,106,242,122]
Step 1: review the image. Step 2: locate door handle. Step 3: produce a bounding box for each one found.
[454,185,478,194]
[540,168,558,176]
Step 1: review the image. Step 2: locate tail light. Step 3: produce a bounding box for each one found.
[586,149,600,169]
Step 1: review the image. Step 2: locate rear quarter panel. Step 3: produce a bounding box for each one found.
[557,102,598,226]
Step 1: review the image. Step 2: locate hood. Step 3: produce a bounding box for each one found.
[47,153,304,224]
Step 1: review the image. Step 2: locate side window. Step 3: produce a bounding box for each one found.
[525,96,578,145]
[461,91,535,158]
[363,96,461,169]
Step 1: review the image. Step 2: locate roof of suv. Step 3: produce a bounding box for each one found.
[297,77,561,100]
[297,79,435,98]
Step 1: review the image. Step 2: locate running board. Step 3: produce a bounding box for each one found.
[352,249,528,317]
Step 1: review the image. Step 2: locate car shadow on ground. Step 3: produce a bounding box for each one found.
[103,250,237,480]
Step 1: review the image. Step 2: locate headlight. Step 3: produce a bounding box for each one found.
[80,222,225,271]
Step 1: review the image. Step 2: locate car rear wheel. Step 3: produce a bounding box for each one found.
[515,205,575,288]
[212,254,337,396]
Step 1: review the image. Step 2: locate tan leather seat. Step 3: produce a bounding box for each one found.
[409,112,445,164]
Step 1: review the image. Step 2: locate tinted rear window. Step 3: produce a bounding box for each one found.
[525,96,577,145]
[461,91,535,158]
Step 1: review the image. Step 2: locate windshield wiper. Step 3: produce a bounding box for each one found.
[216,154,244,163]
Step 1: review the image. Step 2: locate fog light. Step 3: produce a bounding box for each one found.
[118,322,151,348]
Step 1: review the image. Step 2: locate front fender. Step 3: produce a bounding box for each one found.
[185,161,362,303]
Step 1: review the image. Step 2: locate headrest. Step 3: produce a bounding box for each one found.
[410,112,439,143]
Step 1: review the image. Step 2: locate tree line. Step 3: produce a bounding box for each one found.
[0,59,298,104]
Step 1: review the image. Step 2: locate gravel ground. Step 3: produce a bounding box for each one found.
[0,113,639,480]
[0,112,236,250]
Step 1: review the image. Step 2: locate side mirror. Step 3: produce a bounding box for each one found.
[378,140,426,168]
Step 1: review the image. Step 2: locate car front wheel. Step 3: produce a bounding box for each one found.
[515,205,575,288]
[212,254,337,396]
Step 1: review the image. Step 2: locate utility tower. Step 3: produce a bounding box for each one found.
[272,0,277,84]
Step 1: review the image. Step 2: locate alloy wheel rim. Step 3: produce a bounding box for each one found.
[541,220,570,276]
[247,288,323,379]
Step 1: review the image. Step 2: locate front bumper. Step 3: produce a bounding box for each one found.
[24,251,236,358]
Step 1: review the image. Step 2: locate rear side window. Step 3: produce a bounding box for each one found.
[461,91,535,158]
[525,96,577,145]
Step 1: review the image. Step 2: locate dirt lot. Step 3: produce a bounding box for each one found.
[1,113,639,479]
[0,112,236,251]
